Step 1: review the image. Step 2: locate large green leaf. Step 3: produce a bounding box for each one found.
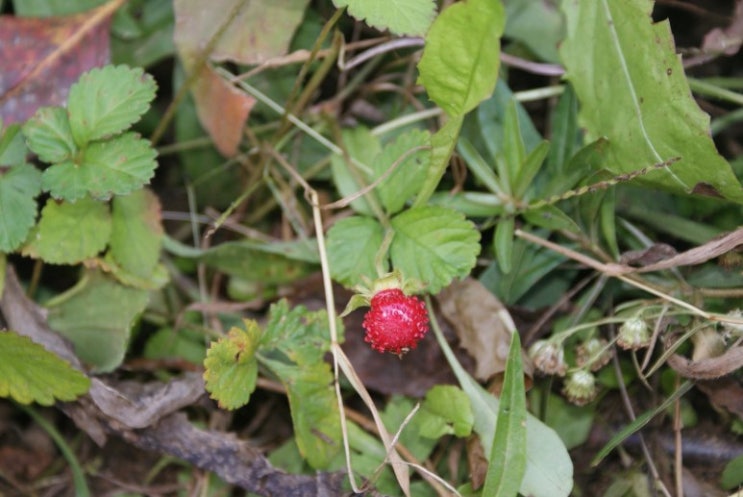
[0,331,90,405]
[390,206,480,293]
[333,0,435,36]
[326,215,386,287]
[560,0,743,203]
[46,270,149,372]
[22,107,77,163]
[110,189,163,279]
[42,132,158,201]
[0,163,41,252]
[417,0,505,116]
[67,65,157,145]
[432,317,574,497]
[23,197,111,264]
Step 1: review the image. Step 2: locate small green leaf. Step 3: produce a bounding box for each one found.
[414,115,464,207]
[546,85,580,174]
[203,320,261,410]
[23,197,111,264]
[494,216,514,274]
[257,301,341,469]
[523,205,580,233]
[201,241,315,284]
[419,385,473,439]
[0,331,90,405]
[68,65,157,145]
[502,101,527,187]
[42,132,157,201]
[482,332,527,497]
[326,215,386,287]
[0,163,42,252]
[417,0,505,116]
[110,189,163,279]
[458,137,504,196]
[514,140,550,199]
[22,107,77,163]
[46,270,149,372]
[721,454,743,490]
[373,129,431,215]
[0,124,28,166]
[333,0,435,36]
[330,126,379,216]
[390,205,480,293]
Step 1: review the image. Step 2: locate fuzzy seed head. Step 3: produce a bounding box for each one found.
[562,370,597,406]
[576,337,613,372]
[617,317,650,350]
[529,339,568,377]
[362,289,429,355]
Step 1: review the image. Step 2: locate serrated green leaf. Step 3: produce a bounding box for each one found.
[326,215,386,287]
[0,164,42,252]
[110,189,163,279]
[203,320,261,410]
[390,206,480,293]
[482,331,527,497]
[22,107,77,164]
[46,270,149,372]
[417,0,505,116]
[419,385,473,439]
[42,132,157,201]
[42,133,157,201]
[333,0,435,36]
[22,197,110,264]
[257,301,341,469]
[330,126,379,216]
[560,0,743,203]
[68,65,157,145]
[373,129,431,215]
[0,331,90,405]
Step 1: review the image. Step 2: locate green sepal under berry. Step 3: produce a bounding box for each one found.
[0,163,42,252]
[0,331,90,405]
[203,319,262,410]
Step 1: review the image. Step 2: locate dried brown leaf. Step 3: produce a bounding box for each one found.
[437,278,533,381]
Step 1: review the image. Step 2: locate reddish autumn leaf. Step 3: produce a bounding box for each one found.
[173,0,309,157]
[0,1,124,125]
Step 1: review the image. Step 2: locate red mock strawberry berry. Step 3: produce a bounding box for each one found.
[362,288,429,355]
